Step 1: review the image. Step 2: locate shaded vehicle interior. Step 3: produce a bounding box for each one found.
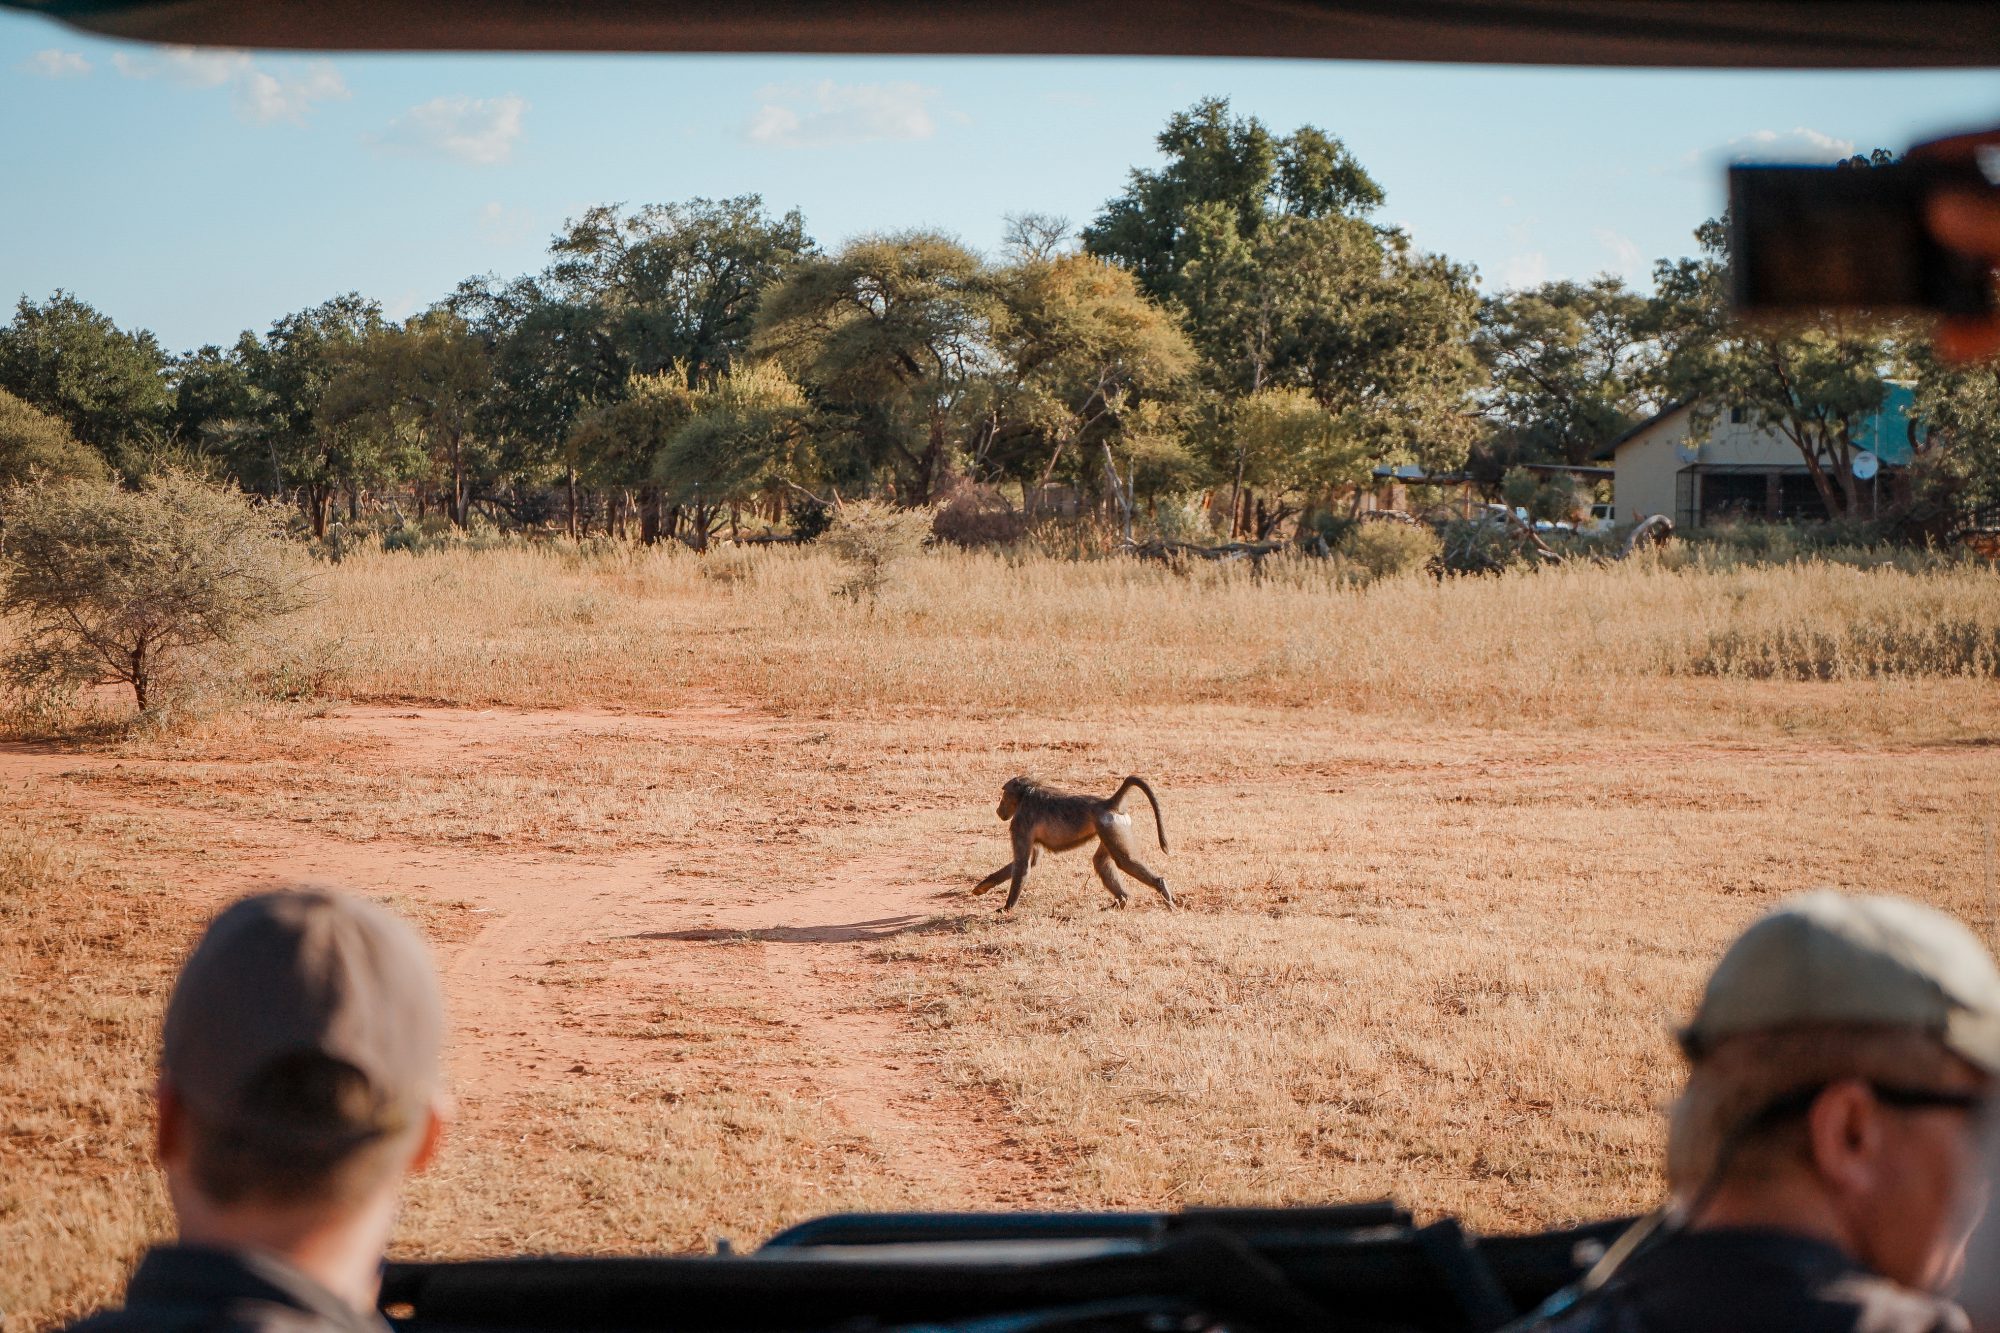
[7,1,1991,1329]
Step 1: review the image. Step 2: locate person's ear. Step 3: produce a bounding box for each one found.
[155,1078,186,1170]
[408,1094,452,1176]
[1806,1079,1885,1196]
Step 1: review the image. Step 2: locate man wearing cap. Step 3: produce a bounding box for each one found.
[1528,890,1999,1333]
[67,889,449,1333]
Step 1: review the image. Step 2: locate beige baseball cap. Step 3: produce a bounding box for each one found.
[1680,890,2000,1075]
[162,889,444,1147]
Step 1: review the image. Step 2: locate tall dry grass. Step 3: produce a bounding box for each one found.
[307,544,2000,733]
[0,816,178,1325]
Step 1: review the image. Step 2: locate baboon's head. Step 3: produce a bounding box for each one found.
[997,776,1030,821]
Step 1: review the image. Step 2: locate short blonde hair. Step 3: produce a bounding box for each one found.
[1665,1025,1966,1193]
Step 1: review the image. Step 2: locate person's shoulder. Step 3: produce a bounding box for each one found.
[1823,1270,1970,1333]
[58,1296,367,1333]
[1529,1231,1969,1333]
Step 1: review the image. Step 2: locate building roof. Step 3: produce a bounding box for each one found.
[1590,402,1692,462]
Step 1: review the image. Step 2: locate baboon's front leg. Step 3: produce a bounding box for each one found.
[1092,845,1130,908]
[971,864,1014,896]
[1000,830,1036,913]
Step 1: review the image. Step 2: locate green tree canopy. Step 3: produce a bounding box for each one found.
[0,291,171,473]
[754,231,999,502]
[1475,276,1656,471]
[326,310,492,526]
[656,363,820,546]
[233,294,388,536]
[1082,98,1382,302]
[454,196,814,499]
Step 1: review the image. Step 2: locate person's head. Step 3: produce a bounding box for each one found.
[1667,891,2000,1290]
[155,889,447,1233]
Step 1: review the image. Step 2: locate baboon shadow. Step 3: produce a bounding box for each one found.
[633,913,972,945]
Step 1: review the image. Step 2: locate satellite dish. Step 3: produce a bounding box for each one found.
[1852,450,1879,481]
[1674,439,1700,464]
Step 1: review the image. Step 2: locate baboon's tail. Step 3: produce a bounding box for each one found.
[1112,776,1168,853]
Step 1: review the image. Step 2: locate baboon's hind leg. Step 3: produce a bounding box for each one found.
[1092,845,1131,908]
[1109,845,1175,910]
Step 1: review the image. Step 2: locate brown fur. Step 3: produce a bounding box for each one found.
[973,775,1173,913]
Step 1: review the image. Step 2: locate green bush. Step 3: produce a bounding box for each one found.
[1339,521,1441,581]
[1,471,312,714]
[1297,511,1356,552]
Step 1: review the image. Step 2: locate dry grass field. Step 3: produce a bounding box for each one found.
[7,543,2000,1328]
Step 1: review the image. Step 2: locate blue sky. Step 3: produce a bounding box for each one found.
[4,9,1996,354]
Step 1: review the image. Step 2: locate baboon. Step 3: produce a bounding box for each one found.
[972,776,1174,913]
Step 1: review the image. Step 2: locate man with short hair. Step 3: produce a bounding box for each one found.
[67,889,449,1333]
[1528,890,2000,1332]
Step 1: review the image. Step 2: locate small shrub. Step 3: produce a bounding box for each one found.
[824,502,934,600]
[788,497,834,543]
[0,471,314,714]
[1150,498,1215,546]
[1339,521,1442,581]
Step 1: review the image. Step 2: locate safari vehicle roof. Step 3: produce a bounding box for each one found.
[2,0,1996,65]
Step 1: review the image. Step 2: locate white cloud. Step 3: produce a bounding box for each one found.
[1594,227,1642,274]
[743,81,941,148]
[111,46,348,124]
[238,62,349,125]
[1501,252,1549,289]
[1711,126,1857,164]
[374,95,528,165]
[23,49,91,78]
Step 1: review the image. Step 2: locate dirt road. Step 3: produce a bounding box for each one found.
[8,703,1042,1211]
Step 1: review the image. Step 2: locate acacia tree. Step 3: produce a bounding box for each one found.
[988,254,1195,511]
[0,388,107,487]
[1,471,311,713]
[754,232,998,503]
[566,371,699,541]
[656,363,820,546]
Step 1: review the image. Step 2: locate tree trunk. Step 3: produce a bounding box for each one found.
[1227,451,1246,539]
[566,468,579,540]
[639,485,663,544]
[130,646,148,714]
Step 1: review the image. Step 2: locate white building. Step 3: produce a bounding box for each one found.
[1593,392,1915,527]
